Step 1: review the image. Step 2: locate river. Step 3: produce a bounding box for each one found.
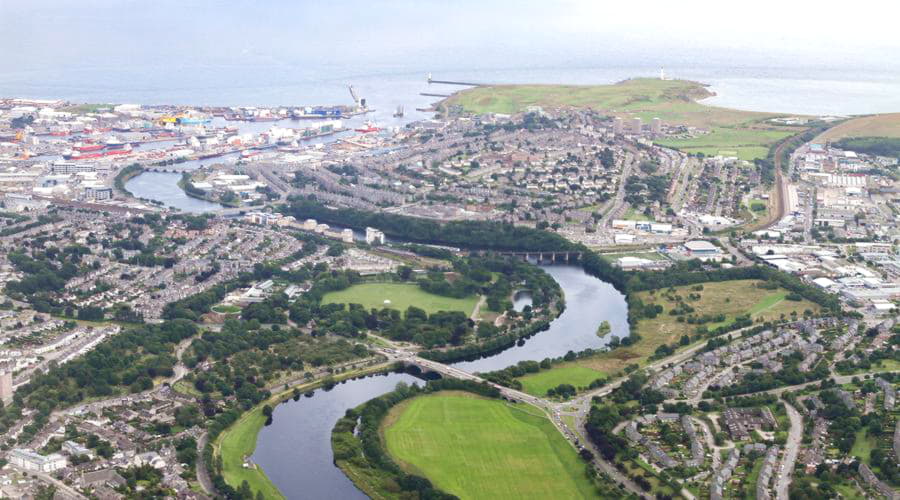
[251,264,626,498]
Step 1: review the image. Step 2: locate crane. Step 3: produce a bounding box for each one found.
[348,85,365,110]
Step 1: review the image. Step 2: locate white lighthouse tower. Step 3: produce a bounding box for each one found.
[659,67,666,81]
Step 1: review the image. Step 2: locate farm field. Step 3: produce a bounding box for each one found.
[528,280,820,381]
[517,365,606,397]
[443,78,801,161]
[383,392,598,499]
[814,113,900,142]
[322,282,479,316]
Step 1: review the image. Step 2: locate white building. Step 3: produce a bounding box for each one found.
[8,449,67,472]
[365,227,385,245]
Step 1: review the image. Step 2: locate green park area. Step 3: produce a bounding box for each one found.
[518,365,606,397]
[515,280,819,387]
[383,392,598,499]
[443,78,800,161]
[850,428,878,464]
[215,404,284,500]
[322,282,479,316]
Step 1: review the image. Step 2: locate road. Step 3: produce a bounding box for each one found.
[11,465,87,499]
[196,432,216,496]
[775,402,803,500]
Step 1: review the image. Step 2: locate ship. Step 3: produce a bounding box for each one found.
[393,105,404,118]
[177,116,212,125]
[74,142,105,152]
[354,121,380,133]
[105,138,127,150]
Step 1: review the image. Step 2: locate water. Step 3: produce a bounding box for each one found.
[124,171,223,212]
[3,1,900,117]
[251,372,421,500]
[252,265,626,498]
[450,265,628,373]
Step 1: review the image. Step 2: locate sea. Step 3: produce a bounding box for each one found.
[3,1,900,119]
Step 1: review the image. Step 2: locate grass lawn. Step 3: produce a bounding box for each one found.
[216,406,284,500]
[744,459,764,500]
[322,282,479,315]
[383,392,598,499]
[850,428,878,464]
[623,206,653,221]
[561,280,818,377]
[212,304,241,314]
[443,78,801,161]
[517,365,606,397]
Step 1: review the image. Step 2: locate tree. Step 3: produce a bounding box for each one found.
[262,405,273,418]
[239,480,253,499]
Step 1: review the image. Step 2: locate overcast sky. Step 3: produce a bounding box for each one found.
[2,0,898,71]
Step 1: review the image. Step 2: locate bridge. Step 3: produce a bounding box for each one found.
[396,355,545,405]
[493,250,583,263]
[143,166,195,174]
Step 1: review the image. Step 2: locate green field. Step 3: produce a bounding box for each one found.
[850,428,877,464]
[443,78,801,161]
[599,251,667,263]
[623,206,653,221]
[384,393,597,499]
[216,405,284,500]
[322,282,479,315]
[517,365,606,397]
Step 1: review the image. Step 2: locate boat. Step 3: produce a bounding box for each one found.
[63,150,105,160]
[105,137,127,150]
[393,105,404,118]
[103,145,132,157]
[354,121,380,133]
[177,116,211,125]
[74,143,105,152]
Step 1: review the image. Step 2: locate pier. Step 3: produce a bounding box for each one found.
[427,74,484,87]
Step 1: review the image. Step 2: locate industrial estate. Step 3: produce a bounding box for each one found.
[1,70,900,500]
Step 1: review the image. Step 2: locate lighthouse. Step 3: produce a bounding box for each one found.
[659,67,666,80]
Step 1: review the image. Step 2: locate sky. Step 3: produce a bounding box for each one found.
[3,0,900,112]
[3,0,898,71]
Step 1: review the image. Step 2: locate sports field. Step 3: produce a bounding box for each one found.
[322,282,479,315]
[443,78,800,161]
[517,365,606,397]
[383,392,597,499]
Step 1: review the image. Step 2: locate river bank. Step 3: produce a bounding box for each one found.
[212,361,397,499]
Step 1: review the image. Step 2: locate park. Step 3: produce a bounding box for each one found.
[383,392,598,499]
[321,282,480,316]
